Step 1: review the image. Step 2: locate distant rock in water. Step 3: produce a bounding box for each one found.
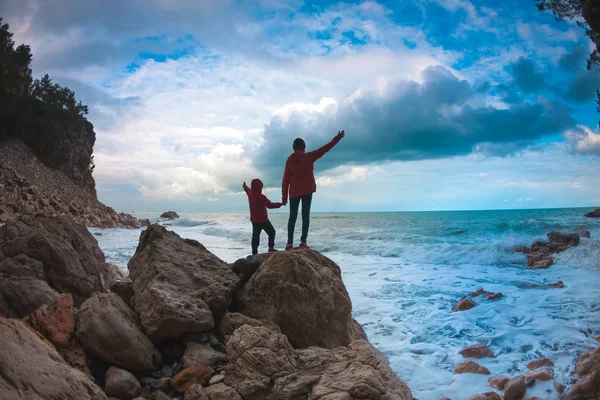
[584,208,600,218]
[160,211,179,219]
[0,140,142,228]
[523,230,582,269]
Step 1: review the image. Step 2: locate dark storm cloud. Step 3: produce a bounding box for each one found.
[511,58,546,93]
[0,0,253,70]
[559,46,589,72]
[253,66,575,179]
[564,70,600,104]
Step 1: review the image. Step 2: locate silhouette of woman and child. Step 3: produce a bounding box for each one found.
[243,130,345,255]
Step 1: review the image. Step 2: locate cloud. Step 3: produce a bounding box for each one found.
[564,126,600,156]
[511,58,546,93]
[254,65,575,181]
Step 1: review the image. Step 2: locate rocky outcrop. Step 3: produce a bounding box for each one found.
[76,293,161,372]
[584,208,600,218]
[0,215,118,315]
[522,230,582,269]
[223,325,412,400]
[0,317,106,399]
[0,140,143,228]
[128,224,240,341]
[219,312,281,343]
[160,211,180,219]
[567,347,600,399]
[240,249,364,349]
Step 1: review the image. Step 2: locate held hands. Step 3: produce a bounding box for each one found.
[335,130,345,140]
[282,199,288,206]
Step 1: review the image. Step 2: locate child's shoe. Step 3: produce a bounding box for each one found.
[268,247,278,252]
[285,244,294,250]
[299,242,310,249]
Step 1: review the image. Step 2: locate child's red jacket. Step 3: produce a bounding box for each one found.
[243,179,281,223]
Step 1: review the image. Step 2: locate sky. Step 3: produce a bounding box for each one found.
[2,0,600,212]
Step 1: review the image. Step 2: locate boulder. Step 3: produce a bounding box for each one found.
[526,358,554,370]
[231,258,253,282]
[23,293,74,347]
[239,249,364,349]
[219,312,280,343]
[183,342,228,369]
[0,215,115,310]
[0,254,59,317]
[459,344,494,359]
[504,376,527,400]
[160,211,179,219]
[105,367,141,400]
[524,369,553,381]
[110,278,134,306]
[584,208,600,218]
[224,325,412,400]
[488,375,509,390]
[486,292,503,300]
[453,361,491,375]
[128,225,240,341]
[76,293,161,372]
[453,298,475,312]
[172,365,214,392]
[567,347,600,400]
[0,317,106,399]
[547,231,580,253]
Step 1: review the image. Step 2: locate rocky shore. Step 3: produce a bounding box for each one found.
[0,140,144,228]
[0,216,412,400]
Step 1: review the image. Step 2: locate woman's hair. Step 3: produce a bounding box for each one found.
[293,138,306,150]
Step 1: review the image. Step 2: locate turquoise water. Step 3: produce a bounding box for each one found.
[91,207,600,399]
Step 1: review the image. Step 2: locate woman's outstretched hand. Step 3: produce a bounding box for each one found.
[336,130,345,140]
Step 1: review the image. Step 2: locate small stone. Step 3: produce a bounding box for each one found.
[454,298,475,312]
[459,344,494,359]
[453,361,490,375]
[183,342,228,369]
[488,375,509,390]
[140,385,152,397]
[105,366,141,399]
[161,365,174,377]
[504,376,527,400]
[553,381,565,393]
[209,374,225,385]
[468,393,501,400]
[155,390,171,400]
[140,377,153,385]
[151,377,172,391]
[172,365,214,392]
[526,358,554,370]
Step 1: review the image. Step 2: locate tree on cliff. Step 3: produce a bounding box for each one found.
[537,0,600,124]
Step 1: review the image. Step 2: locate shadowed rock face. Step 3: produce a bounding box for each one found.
[128,224,240,341]
[0,317,106,400]
[76,293,161,372]
[241,249,365,349]
[0,215,118,316]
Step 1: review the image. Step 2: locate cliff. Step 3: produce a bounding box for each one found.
[0,140,142,228]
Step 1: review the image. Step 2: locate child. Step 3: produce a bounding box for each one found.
[243,179,282,255]
[281,130,345,249]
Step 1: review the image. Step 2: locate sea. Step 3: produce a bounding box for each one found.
[90,207,600,400]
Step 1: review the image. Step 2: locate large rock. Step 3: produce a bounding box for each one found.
[547,231,580,253]
[0,215,115,312]
[459,344,494,359]
[0,254,59,317]
[224,325,412,400]
[240,249,364,349]
[160,211,179,219]
[23,293,75,347]
[219,312,280,343]
[105,367,141,400]
[504,376,527,400]
[128,225,240,341]
[567,347,600,400]
[584,208,600,218]
[0,317,106,399]
[453,361,491,375]
[76,293,161,372]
